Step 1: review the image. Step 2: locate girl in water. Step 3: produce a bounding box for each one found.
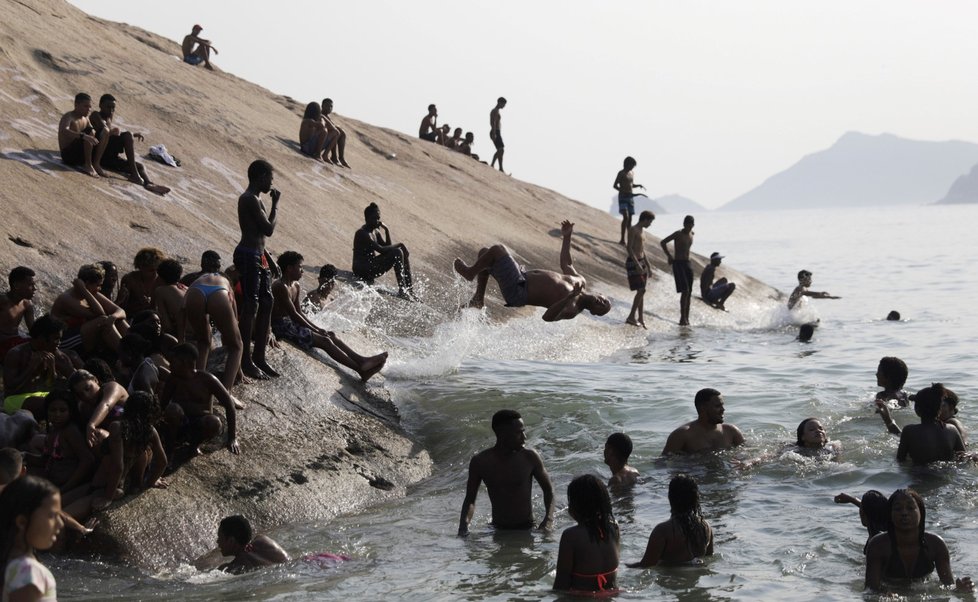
[0,476,62,601]
[553,474,620,594]
[628,474,713,568]
[864,488,973,592]
[792,417,841,459]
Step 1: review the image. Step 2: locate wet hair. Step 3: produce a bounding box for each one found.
[247,159,273,184]
[797,269,812,281]
[491,409,521,433]
[796,417,819,447]
[693,388,721,411]
[0,476,59,591]
[861,490,889,539]
[133,248,165,271]
[913,383,948,422]
[169,342,199,362]
[119,333,151,359]
[28,315,65,340]
[74,92,91,104]
[798,323,815,342]
[586,295,612,316]
[877,357,908,389]
[567,474,618,544]
[98,261,119,297]
[302,101,321,120]
[0,448,24,486]
[43,389,81,427]
[605,433,633,462]
[77,263,105,284]
[887,488,925,542]
[83,358,115,384]
[364,202,380,220]
[67,369,98,392]
[201,250,221,272]
[639,210,655,222]
[8,267,34,289]
[623,156,636,169]
[155,259,182,285]
[119,391,161,449]
[427,104,436,112]
[219,515,253,546]
[942,387,959,415]
[668,474,710,556]
[319,264,337,282]
[276,251,303,272]
[886,311,901,321]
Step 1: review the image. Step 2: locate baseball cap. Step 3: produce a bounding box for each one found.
[710,252,724,261]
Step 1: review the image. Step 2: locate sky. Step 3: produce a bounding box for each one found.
[69,1,978,210]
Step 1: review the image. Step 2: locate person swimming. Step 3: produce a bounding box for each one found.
[552,474,620,594]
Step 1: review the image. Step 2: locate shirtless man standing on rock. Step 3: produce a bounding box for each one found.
[453,220,612,322]
[58,93,104,178]
[458,409,554,536]
[660,215,695,326]
[661,388,745,455]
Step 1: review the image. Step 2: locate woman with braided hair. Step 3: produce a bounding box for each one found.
[628,474,713,568]
[553,474,620,594]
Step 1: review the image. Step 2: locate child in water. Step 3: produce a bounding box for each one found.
[217,515,289,574]
[0,475,63,601]
[553,474,620,593]
[833,489,888,552]
[603,432,639,488]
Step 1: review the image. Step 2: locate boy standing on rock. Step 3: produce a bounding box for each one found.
[625,210,655,328]
[660,215,695,326]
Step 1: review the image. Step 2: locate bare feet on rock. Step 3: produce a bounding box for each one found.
[358,352,388,382]
[241,363,270,380]
[145,183,170,196]
[255,360,280,378]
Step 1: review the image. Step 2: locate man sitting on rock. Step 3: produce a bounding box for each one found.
[58,92,103,178]
[699,252,736,310]
[3,316,75,417]
[352,203,415,299]
[453,220,612,322]
[182,24,217,69]
[272,251,387,382]
[89,94,170,195]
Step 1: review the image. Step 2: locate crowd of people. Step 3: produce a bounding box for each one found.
[417,99,505,168]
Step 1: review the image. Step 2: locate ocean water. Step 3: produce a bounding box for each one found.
[57,204,978,601]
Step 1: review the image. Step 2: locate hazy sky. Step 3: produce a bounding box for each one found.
[70,1,978,210]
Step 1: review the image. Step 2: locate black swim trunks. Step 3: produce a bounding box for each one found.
[233,245,273,307]
[491,131,504,150]
[419,131,438,143]
[672,260,694,294]
[490,250,529,307]
[60,126,94,166]
[99,135,129,171]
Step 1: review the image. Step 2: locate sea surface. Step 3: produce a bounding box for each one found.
[58,204,978,601]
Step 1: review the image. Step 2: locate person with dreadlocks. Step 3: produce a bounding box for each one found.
[628,474,713,568]
[553,474,620,593]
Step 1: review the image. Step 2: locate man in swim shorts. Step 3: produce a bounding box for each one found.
[352,203,415,299]
[699,252,736,310]
[419,104,439,142]
[787,269,840,309]
[660,215,696,326]
[182,24,217,70]
[453,220,612,322]
[489,97,506,172]
[614,156,645,245]
[661,388,745,454]
[89,94,170,195]
[235,160,281,380]
[625,211,655,328]
[58,92,104,177]
[0,267,37,362]
[458,409,554,536]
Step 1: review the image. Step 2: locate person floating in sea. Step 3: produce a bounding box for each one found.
[798,323,816,342]
[453,220,611,322]
[613,156,645,245]
[875,356,910,407]
[58,92,103,178]
[216,515,289,573]
[661,388,745,454]
[660,215,695,326]
[234,159,280,379]
[864,488,973,593]
[699,252,736,310]
[787,269,839,310]
[181,24,217,70]
[458,409,554,536]
[627,474,713,568]
[625,210,654,328]
[793,417,840,459]
[489,97,507,172]
[552,474,620,594]
[352,203,415,300]
[89,94,170,195]
[419,104,439,142]
[271,251,387,382]
[603,432,639,488]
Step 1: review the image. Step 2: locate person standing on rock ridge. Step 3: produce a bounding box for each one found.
[614,156,645,245]
[625,210,655,328]
[660,215,695,326]
[182,24,217,70]
[235,159,280,380]
[58,92,104,178]
[489,97,507,172]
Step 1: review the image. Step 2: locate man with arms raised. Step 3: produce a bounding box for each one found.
[58,92,104,178]
[0,267,37,362]
[234,160,280,379]
[458,409,554,536]
[182,24,217,69]
[660,215,695,326]
[453,220,612,322]
[662,388,745,454]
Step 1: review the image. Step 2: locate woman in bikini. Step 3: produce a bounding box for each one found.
[628,474,714,568]
[553,474,620,594]
[185,268,243,394]
[865,488,973,592]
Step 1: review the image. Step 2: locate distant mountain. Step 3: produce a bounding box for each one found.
[936,163,978,204]
[606,194,704,216]
[720,132,978,211]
